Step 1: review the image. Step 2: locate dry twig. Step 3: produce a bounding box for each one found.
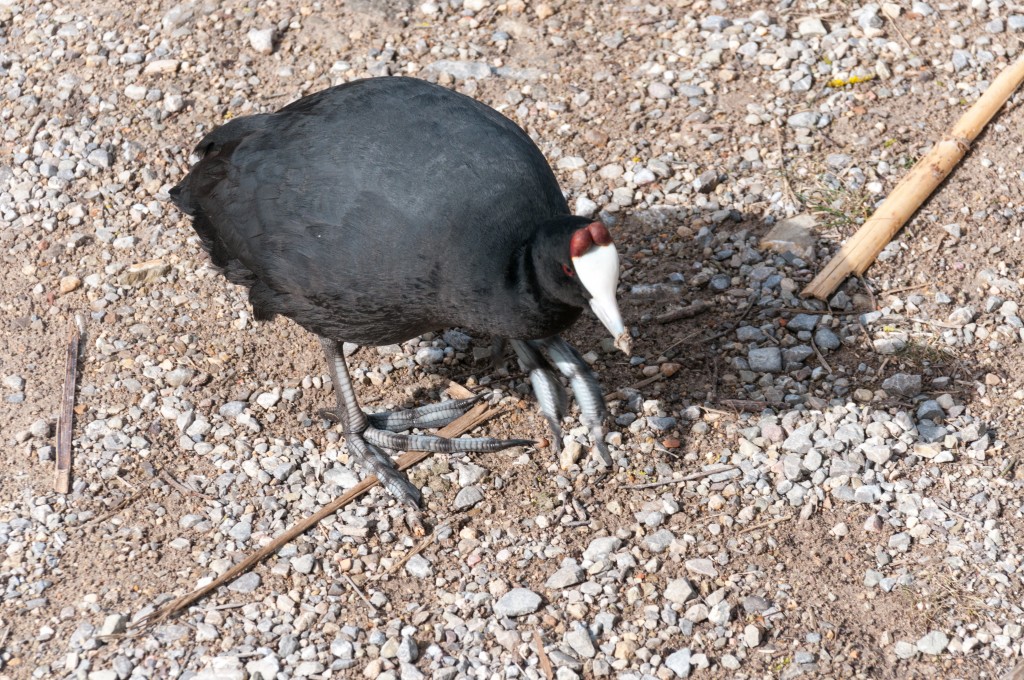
[55,317,84,493]
[810,336,833,375]
[625,464,738,490]
[737,514,794,535]
[656,300,710,324]
[135,385,503,628]
[533,631,554,680]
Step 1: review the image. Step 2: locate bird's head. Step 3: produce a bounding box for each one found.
[537,219,632,355]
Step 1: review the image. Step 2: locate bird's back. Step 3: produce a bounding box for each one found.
[172,77,570,344]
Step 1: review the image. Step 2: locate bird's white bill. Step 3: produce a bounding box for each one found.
[574,243,632,355]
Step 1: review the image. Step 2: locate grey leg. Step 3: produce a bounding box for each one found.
[319,337,533,506]
[537,336,612,465]
[320,337,420,506]
[510,339,568,452]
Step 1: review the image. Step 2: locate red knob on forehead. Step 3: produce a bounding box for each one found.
[570,222,612,258]
[570,228,593,258]
[587,221,612,246]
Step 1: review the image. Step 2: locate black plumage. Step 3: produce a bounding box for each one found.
[172,76,628,507]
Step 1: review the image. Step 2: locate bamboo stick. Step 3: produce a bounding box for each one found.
[802,55,1024,300]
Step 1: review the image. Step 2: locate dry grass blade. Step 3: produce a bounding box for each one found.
[135,388,501,628]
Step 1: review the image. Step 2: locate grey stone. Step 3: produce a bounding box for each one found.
[742,595,771,613]
[162,3,194,29]
[405,554,433,579]
[665,648,692,677]
[744,624,762,647]
[565,623,596,658]
[783,454,805,481]
[882,373,922,397]
[736,326,764,342]
[952,50,971,71]
[783,345,814,365]
[324,467,360,489]
[700,15,731,31]
[826,154,852,170]
[228,521,251,542]
[814,328,840,350]
[787,111,820,129]
[783,424,815,454]
[228,572,261,593]
[647,416,677,432]
[456,462,488,487]
[798,17,827,36]
[947,306,975,326]
[397,636,418,663]
[87,148,111,168]
[414,347,444,365]
[684,558,718,578]
[917,630,949,655]
[424,60,493,79]
[292,554,315,574]
[648,82,674,99]
[803,449,822,471]
[917,400,944,422]
[760,213,817,258]
[546,564,585,589]
[453,485,484,510]
[707,600,732,625]
[894,640,918,659]
[246,655,281,679]
[748,347,782,372]
[100,614,127,636]
[583,536,621,562]
[788,314,819,331]
[494,588,542,617]
[664,578,697,604]
[863,445,891,466]
[644,528,675,552]
[854,485,881,504]
[219,401,247,418]
[442,329,472,350]
[247,28,275,54]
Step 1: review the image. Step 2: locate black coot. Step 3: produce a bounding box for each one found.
[172,77,630,506]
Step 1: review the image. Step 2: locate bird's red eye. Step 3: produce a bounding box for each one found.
[562,263,574,277]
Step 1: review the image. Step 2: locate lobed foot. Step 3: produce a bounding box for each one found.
[318,337,533,507]
[511,335,612,466]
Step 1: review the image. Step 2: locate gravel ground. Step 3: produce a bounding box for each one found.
[3,0,1024,679]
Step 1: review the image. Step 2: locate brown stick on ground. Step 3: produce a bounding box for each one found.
[802,55,1024,301]
[656,300,710,324]
[136,383,503,628]
[55,319,83,494]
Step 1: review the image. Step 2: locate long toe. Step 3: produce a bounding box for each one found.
[363,429,534,454]
[366,396,482,432]
[346,434,422,507]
